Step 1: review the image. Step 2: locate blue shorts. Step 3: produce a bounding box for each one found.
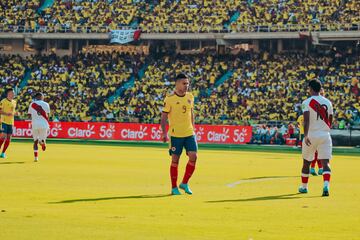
[0,123,13,135]
[169,135,198,156]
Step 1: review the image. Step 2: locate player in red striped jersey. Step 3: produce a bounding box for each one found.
[299,80,333,196]
[28,92,50,162]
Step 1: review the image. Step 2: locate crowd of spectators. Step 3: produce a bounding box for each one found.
[0,50,359,126]
[0,55,27,90]
[1,1,359,33]
[12,53,143,122]
[0,0,40,31]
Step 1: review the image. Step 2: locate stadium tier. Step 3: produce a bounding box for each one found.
[1,52,359,125]
[0,0,40,29]
[0,0,359,32]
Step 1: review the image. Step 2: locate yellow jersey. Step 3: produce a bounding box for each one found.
[0,98,16,125]
[297,115,304,135]
[163,92,194,137]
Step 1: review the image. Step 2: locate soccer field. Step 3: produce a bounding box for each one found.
[0,142,359,240]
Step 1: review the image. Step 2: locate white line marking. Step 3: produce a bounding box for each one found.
[227,177,293,188]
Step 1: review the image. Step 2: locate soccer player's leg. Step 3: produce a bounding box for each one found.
[310,151,318,176]
[0,124,6,158]
[169,137,184,195]
[317,152,323,175]
[39,128,48,151]
[34,140,39,162]
[33,129,39,162]
[318,137,332,197]
[180,135,198,195]
[300,140,317,193]
[1,123,13,158]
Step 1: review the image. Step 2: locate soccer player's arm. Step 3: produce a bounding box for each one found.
[0,101,9,117]
[45,103,51,118]
[302,102,311,146]
[0,100,6,116]
[191,95,195,128]
[161,96,171,143]
[27,103,32,119]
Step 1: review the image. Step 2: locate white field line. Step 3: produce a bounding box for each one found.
[227,177,293,188]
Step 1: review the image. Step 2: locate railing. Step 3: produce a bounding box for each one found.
[0,23,359,34]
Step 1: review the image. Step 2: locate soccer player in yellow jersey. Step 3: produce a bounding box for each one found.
[0,89,17,158]
[161,73,198,195]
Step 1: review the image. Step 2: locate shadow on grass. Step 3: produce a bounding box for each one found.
[49,194,172,204]
[206,193,321,203]
[0,161,25,165]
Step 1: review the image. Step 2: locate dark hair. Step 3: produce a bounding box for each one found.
[308,79,321,93]
[175,73,188,81]
[34,92,43,99]
[5,88,13,96]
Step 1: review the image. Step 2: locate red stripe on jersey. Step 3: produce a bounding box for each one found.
[31,103,49,122]
[308,99,331,128]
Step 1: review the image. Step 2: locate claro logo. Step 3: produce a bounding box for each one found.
[207,128,230,142]
[121,126,148,139]
[68,124,95,138]
[13,126,32,137]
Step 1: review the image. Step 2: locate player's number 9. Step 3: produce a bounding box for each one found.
[182,105,186,113]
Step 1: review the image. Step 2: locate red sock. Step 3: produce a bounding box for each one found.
[317,159,323,169]
[311,152,318,168]
[2,138,11,153]
[323,172,331,182]
[301,173,309,187]
[182,162,196,184]
[0,138,4,150]
[170,165,178,188]
[310,160,316,168]
[34,141,38,157]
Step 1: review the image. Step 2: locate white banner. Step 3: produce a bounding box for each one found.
[110,29,141,44]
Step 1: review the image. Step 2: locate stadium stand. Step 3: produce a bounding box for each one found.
[1,1,359,32]
[15,53,143,122]
[2,51,358,126]
[0,55,28,92]
[231,0,360,32]
[36,0,149,32]
[0,0,40,31]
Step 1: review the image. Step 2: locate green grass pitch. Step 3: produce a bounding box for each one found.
[0,141,359,239]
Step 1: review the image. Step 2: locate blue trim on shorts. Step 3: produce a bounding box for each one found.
[169,135,198,156]
[0,123,13,135]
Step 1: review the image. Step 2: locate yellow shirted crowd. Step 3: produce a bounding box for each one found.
[231,0,360,32]
[1,1,359,33]
[0,0,39,30]
[13,53,133,122]
[0,53,359,125]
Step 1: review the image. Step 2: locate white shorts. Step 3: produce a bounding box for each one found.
[32,128,49,142]
[302,132,332,161]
